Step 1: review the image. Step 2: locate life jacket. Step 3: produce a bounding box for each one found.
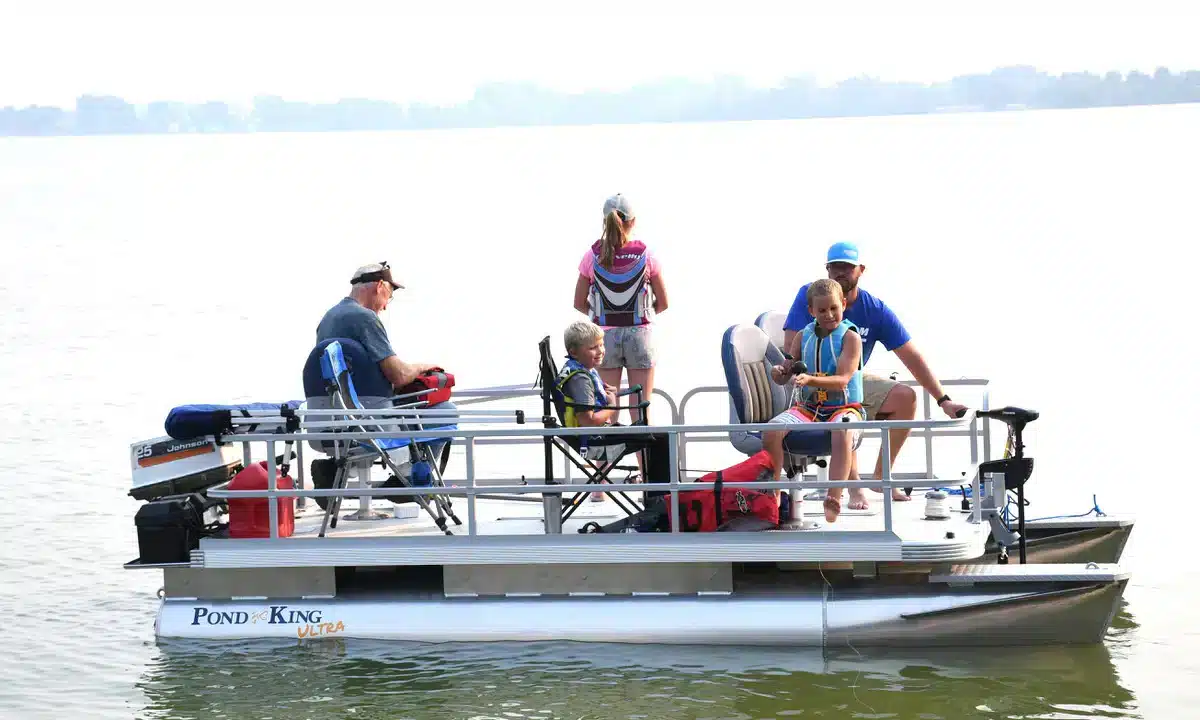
[396,367,455,406]
[797,319,863,409]
[554,357,607,427]
[587,239,655,327]
[671,451,780,532]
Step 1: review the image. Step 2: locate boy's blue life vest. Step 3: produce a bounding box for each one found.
[797,319,863,409]
[554,357,608,427]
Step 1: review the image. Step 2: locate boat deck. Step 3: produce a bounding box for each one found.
[191,491,989,570]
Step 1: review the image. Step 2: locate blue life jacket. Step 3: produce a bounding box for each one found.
[554,356,608,427]
[798,319,863,408]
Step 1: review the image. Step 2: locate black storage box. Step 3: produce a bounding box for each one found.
[134,493,208,564]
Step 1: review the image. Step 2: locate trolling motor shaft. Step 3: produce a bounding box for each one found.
[977,407,1039,564]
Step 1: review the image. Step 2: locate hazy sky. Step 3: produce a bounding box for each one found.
[3,0,1199,107]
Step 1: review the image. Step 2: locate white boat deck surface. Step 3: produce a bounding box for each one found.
[287,491,950,540]
[193,491,990,569]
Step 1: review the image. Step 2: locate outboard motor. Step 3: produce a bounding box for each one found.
[976,406,1039,564]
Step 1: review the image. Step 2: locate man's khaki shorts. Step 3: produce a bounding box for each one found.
[861,372,901,421]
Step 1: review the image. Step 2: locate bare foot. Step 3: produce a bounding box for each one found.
[823,495,841,523]
[871,486,912,501]
[848,489,870,510]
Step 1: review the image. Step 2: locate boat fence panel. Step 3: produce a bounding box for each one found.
[203,398,985,550]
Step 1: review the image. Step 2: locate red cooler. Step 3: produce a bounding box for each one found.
[228,460,295,538]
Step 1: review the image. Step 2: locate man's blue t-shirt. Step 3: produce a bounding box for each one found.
[316,297,396,364]
[783,285,911,366]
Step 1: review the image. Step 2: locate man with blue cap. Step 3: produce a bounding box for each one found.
[783,241,967,507]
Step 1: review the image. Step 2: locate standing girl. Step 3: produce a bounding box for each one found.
[573,193,669,426]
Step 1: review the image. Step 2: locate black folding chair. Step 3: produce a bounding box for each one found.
[534,336,665,523]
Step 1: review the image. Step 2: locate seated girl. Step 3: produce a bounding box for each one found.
[762,279,864,523]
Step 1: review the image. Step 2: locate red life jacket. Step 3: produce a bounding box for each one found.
[397,368,455,406]
[671,451,780,532]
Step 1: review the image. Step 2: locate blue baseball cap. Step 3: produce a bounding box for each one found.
[826,241,862,266]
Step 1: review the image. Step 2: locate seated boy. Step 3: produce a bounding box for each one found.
[554,321,669,504]
[763,279,865,523]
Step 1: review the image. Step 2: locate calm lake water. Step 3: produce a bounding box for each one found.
[2,104,1198,718]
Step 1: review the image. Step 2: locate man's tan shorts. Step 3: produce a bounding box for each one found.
[862,373,901,421]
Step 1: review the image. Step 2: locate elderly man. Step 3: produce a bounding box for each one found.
[312,262,452,506]
[316,261,440,389]
[783,242,967,508]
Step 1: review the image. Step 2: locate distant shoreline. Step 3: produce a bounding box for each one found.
[3,65,1198,138]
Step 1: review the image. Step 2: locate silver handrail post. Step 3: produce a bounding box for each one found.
[266,440,279,540]
[668,430,680,533]
[295,440,306,510]
[880,430,893,534]
[466,438,478,536]
[970,414,982,524]
[922,390,934,480]
[982,388,992,461]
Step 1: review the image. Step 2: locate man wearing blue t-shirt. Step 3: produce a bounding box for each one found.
[783,242,967,505]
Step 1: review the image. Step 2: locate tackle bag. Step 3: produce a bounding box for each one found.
[396,368,455,406]
[671,450,780,532]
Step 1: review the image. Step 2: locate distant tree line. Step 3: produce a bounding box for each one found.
[3,65,1199,137]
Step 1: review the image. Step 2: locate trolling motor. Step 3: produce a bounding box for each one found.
[976,406,1039,564]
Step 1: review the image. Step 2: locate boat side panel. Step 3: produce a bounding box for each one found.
[155,578,1129,646]
[157,595,828,645]
[826,580,1128,647]
[978,526,1133,565]
[163,566,336,599]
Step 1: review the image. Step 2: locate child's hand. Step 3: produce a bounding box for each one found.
[603,384,618,405]
[794,373,812,387]
[770,364,790,384]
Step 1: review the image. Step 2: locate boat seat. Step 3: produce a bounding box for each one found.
[754,310,788,354]
[301,338,461,535]
[721,324,832,472]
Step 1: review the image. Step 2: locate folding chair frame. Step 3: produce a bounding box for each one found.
[314,342,462,536]
[534,336,653,523]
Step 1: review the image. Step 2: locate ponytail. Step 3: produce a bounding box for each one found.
[598,210,628,269]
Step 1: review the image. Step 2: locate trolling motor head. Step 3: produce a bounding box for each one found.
[977,406,1039,434]
[977,406,1038,488]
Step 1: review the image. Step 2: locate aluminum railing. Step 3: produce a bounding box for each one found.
[204,403,983,540]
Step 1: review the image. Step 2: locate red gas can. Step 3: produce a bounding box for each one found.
[228,460,295,538]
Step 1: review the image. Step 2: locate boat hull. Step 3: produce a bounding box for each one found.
[978,520,1134,565]
[156,575,1127,647]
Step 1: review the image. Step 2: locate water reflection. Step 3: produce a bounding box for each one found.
[138,619,1138,720]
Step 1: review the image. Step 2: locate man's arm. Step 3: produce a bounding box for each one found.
[893,342,968,418]
[380,356,438,389]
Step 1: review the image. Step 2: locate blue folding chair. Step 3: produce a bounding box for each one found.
[302,338,461,535]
